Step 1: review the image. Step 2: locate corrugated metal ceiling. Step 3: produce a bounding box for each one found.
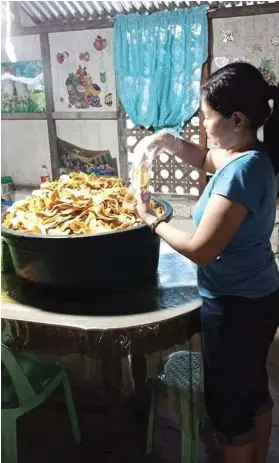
[2,1,277,25]
[17,1,279,24]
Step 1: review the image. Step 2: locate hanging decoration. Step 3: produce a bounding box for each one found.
[114,6,208,131]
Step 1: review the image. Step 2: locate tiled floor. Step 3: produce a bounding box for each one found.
[11,331,279,463]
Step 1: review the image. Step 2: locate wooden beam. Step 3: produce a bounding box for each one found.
[52,111,117,120]
[40,33,60,181]
[207,2,279,19]
[208,15,214,68]
[117,99,128,183]
[1,113,46,120]
[198,61,209,195]
[9,17,113,36]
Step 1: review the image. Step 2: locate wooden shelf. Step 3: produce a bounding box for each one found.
[1,113,46,120]
[52,112,118,120]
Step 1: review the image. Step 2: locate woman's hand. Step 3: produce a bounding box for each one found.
[133,130,173,168]
[135,190,156,227]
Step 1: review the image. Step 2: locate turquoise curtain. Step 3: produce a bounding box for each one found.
[114,6,208,132]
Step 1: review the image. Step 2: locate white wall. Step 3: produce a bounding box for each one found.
[1,120,51,185]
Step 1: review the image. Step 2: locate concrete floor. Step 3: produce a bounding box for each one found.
[9,330,278,463]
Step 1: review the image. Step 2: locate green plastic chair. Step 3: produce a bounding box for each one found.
[146,350,204,463]
[1,343,81,463]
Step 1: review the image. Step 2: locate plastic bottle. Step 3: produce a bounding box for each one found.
[40,165,50,183]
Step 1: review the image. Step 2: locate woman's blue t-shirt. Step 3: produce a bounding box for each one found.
[193,151,279,299]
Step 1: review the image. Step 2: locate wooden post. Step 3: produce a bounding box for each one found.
[198,14,213,195]
[40,32,60,181]
[10,1,22,28]
[198,63,209,195]
[117,97,128,184]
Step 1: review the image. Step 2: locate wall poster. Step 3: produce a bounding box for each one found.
[49,29,116,112]
[1,60,45,113]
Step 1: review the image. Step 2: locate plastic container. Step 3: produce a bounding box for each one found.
[1,199,173,292]
[1,176,15,203]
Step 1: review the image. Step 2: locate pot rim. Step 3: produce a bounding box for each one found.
[1,197,173,240]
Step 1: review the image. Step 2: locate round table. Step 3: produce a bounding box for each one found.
[1,241,201,395]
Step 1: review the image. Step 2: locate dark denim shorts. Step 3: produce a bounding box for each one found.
[201,289,279,446]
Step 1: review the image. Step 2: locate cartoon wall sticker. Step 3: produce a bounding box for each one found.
[100,72,106,84]
[88,84,102,108]
[56,53,64,64]
[219,30,235,43]
[65,65,102,109]
[104,93,113,107]
[214,56,229,68]
[247,42,262,54]
[79,52,90,62]
[271,36,279,47]
[232,57,246,64]
[94,36,107,51]
[56,52,69,64]
[259,58,278,86]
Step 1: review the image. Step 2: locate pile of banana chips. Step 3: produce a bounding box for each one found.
[2,172,163,236]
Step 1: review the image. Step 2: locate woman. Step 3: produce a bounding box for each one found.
[135,63,279,463]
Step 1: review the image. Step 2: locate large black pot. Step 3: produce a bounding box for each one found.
[1,199,173,293]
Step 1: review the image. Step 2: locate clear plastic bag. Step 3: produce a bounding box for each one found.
[123,149,153,209]
[124,129,182,208]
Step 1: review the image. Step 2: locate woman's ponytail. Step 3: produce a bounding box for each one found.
[264,85,279,174]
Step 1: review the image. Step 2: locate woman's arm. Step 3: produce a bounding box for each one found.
[161,132,208,170]
[138,193,248,266]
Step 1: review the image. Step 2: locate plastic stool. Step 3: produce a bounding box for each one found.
[146,350,203,463]
[1,343,81,463]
